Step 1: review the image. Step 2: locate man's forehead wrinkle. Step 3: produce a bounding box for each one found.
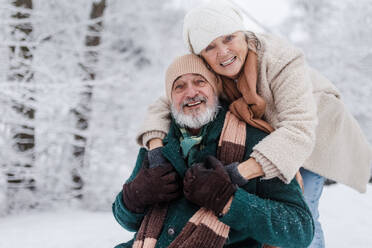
[175,73,205,81]
[173,74,209,91]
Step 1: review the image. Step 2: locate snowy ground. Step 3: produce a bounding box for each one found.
[0,184,371,248]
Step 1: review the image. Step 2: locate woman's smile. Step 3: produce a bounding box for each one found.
[220,56,237,67]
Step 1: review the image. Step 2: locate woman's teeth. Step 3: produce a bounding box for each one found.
[220,56,236,67]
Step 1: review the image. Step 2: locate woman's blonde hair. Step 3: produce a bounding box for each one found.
[244,31,261,53]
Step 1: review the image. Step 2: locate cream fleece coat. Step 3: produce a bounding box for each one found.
[136,34,372,193]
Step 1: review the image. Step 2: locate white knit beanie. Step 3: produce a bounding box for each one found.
[183,0,245,54]
[165,54,221,102]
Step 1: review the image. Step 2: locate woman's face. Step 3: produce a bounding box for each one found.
[200,31,248,79]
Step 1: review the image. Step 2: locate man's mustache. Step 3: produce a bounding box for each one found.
[181,95,207,108]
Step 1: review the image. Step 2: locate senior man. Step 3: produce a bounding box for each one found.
[112,54,314,248]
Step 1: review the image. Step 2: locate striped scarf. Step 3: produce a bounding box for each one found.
[133,111,250,248]
[222,49,274,134]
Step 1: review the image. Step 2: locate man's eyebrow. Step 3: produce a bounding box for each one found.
[173,74,206,84]
[175,73,201,80]
[192,74,207,81]
[173,76,182,83]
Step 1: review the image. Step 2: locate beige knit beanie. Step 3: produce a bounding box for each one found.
[183,0,245,54]
[165,54,221,101]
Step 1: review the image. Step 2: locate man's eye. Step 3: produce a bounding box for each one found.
[174,84,184,90]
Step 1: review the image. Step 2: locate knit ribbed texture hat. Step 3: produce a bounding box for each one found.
[165,54,221,101]
[183,0,245,54]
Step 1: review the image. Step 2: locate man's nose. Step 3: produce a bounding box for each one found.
[185,85,199,98]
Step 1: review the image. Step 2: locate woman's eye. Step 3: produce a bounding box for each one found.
[205,45,214,52]
[225,35,234,42]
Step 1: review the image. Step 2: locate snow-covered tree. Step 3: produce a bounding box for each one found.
[1,0,37,212]
[1,0,369,215]
[0,0,189,214]
[81,0,187,209]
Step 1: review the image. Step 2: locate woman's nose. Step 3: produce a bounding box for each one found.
[217,44,229,56]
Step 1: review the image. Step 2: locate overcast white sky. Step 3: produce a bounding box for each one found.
[233,0,291,32]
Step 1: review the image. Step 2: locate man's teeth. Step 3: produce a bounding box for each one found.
[186,101,201,107]
[220,56,236,66]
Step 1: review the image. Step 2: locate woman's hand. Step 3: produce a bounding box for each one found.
[237,158,264,180]
[148,138,163,150]
[237,158,304,192]
[295,171,304,193]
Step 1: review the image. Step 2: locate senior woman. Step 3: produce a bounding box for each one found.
[136,1,372,247]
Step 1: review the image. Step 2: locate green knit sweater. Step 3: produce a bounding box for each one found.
[112,103,314,248]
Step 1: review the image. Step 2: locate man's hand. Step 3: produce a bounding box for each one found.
[183,155,237,216]
[122,155,181,213]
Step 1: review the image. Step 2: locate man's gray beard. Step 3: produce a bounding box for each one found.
[171,96,220,129]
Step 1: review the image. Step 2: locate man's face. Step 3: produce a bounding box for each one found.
[171,73,218,129]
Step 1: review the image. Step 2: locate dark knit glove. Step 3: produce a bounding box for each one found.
[224,162,249,186]
[183,155,237,215]
[148,147,168,168]
[122,155,181,213]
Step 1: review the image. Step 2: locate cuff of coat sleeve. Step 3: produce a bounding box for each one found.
[148,147,167,168]
[225,162,249,186]
[114,192,145,225]
[112,192,145,232]
[142,131,167,149]
[250,150,288,183]
[219,188,253,231]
